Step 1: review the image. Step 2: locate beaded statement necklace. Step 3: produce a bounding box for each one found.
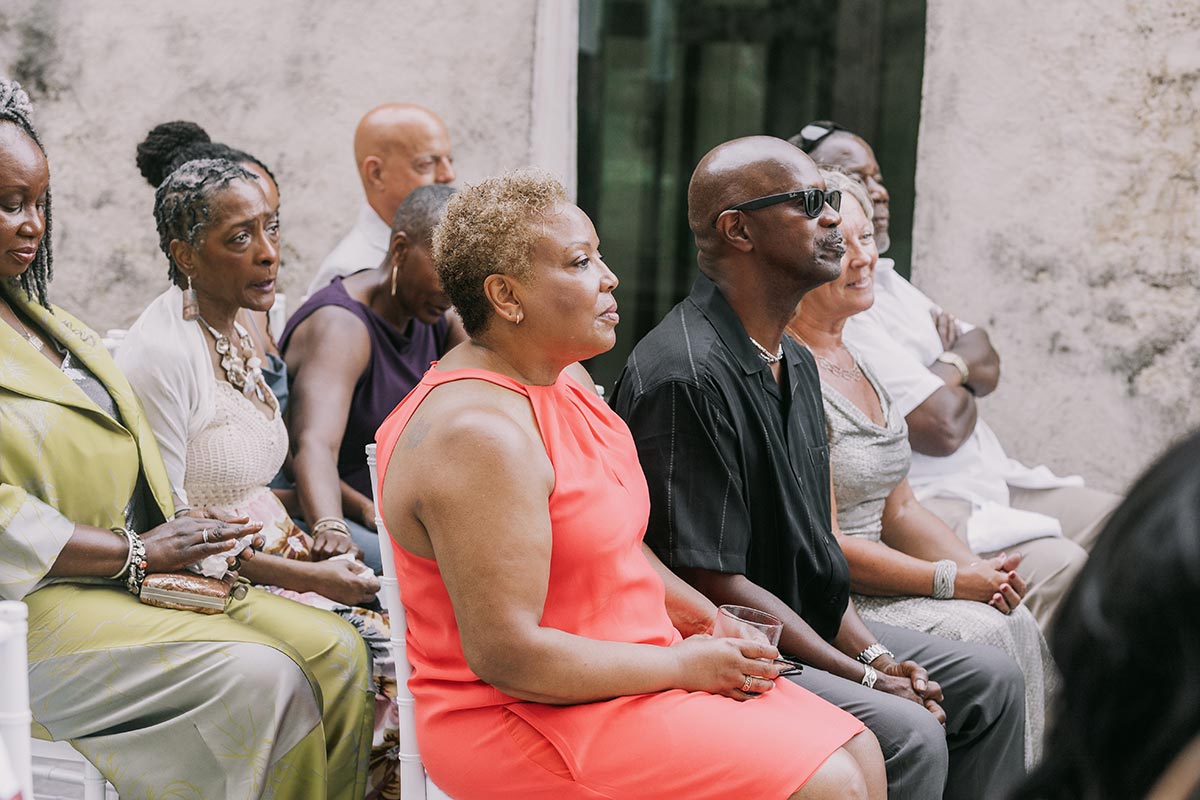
[197,316,269,404]
[784,326,863,382]
[748,335,784,364]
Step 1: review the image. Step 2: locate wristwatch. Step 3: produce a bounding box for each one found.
[861,664,878,689]
[857,642,894,665]
[935,351,971,390]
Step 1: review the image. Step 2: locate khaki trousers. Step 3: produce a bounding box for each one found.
[921,485,1122,632]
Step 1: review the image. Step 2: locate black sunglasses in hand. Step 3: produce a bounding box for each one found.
[773,655,805,677]
[713,188,841,227]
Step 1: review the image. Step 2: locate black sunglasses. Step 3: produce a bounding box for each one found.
[713,188,841,228]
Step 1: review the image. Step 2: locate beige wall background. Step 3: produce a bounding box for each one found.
[913,0,1200,492]
[0,0,578,332]
[5,0,1194,492]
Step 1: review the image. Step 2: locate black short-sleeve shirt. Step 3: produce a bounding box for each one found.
[611,274,851,642]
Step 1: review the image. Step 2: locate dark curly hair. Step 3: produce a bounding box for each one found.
[0,77,53,307]
[136,120,277,192]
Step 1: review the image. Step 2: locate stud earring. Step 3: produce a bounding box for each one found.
[181,274,200,321]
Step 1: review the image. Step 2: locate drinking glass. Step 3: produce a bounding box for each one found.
[713,604,783,646]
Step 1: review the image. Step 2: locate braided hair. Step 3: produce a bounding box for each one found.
[0,78,53,307]
[153,158,257,285]
[136,120,278,193]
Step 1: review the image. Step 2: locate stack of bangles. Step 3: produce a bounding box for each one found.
[311,516,352,539]
[110,526,148,596]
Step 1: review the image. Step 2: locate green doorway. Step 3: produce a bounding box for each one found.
[577,0,927,389]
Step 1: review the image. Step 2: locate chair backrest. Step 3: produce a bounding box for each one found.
[0,601,33,800]
[366,443,433,800]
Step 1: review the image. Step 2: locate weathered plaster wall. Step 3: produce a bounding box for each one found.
[914,1,1200,492]
[0,0,545,331]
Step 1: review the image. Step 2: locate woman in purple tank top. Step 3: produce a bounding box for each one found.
[280,184,466,565]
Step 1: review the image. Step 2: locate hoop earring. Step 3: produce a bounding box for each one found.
[181,274,200,321]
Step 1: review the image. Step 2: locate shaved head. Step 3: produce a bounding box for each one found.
[806,130,865,168]
[687,135,843,294]
[688,135,823,248]
[353,103,455,225]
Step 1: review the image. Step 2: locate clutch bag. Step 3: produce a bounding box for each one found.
[139,572,233,614]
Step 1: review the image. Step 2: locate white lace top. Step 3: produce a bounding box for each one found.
[184,382,286,509]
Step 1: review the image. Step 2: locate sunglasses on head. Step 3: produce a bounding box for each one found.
[713,188,841,228]
[795,120,848,153]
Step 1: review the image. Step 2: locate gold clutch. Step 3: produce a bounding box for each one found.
[139,572,233,615]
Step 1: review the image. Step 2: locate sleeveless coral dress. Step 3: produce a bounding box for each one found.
[375,367,864,799]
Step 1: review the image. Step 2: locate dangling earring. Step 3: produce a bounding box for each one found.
[181,274,200,321]
[390,263,399,297]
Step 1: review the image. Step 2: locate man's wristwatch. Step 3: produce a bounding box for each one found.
[935,351,971,390]
[861,663,878,689]
[857,642,894,665]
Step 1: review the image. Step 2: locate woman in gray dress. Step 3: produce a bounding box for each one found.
[787,170,1052,767]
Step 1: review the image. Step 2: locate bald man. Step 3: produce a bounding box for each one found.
[307,103,455,296]
[791,121,1121,631]
[612,136,1026,800]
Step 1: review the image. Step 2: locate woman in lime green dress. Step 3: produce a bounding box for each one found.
[0,78,373,800]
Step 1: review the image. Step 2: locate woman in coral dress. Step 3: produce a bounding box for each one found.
[374,170,885,799]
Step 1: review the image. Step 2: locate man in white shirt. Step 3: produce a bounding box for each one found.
[790,121,1121,629]
[307,103,455,296]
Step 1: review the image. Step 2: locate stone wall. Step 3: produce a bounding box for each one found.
[0,0,554,331]
[914,0,1200,491]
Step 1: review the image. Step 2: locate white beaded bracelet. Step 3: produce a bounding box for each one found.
[932,559,958,600]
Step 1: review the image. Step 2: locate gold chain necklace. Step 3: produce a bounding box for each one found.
[785,326,862,381]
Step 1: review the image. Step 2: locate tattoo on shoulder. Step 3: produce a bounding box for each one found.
[401,417,432,449]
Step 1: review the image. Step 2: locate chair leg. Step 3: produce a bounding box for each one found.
[82,759,108,799]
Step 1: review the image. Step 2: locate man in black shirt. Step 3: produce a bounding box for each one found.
[612,136,1025,799]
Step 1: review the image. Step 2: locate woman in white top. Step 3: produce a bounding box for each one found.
[118,157,400,797]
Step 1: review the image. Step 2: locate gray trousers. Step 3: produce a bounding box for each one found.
[790,621,1026,800]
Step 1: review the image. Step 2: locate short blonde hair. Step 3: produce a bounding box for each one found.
[821,168,873,222]
[432,168,569,336]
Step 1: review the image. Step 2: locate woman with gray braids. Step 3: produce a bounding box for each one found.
[0,77,373,799]
[134,120,289,406]
[118,155,402,798]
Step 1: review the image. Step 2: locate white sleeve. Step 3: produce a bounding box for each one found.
[119,349,194,506]
[115,290,212,507]
[0,487,76,600]
[843,312,947,417]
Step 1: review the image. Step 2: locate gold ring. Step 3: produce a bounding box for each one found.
[741,675,754,693]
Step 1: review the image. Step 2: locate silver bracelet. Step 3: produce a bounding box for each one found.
[857,642,894,665]
[861,664,878,689]
[172,506,193,519]
[108,527,135,580]
[932,559,958,600]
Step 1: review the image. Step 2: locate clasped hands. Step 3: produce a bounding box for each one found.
[957,551,1027,614]
[871,655,946,725]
